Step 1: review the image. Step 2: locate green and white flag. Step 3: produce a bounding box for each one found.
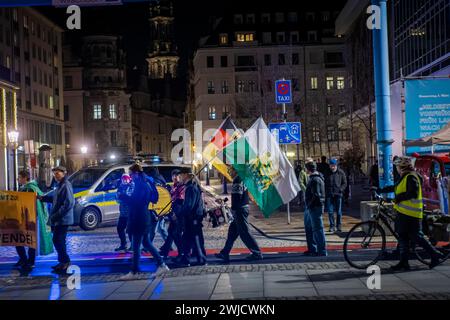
[220,117,301,217]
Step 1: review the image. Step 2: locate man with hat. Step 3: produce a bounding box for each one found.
[325,158,347,233]
[39,166,75,273]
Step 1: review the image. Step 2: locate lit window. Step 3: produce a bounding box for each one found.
[326,77,334,90]
[93,104,102,120]
[221,80,229,94]
[23,16,28,29]
[327,104,333,115]
[220,34,228,45]
[248,80,257,92]
[236,33,254,42]
[337,76,345,90]
[109,104,117,119]
[49,96,53,109]
[311,77,318,90]
[237,80,245,93]
[208,106,216,120]
[207,81,215,94]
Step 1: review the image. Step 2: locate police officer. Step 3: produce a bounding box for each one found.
[215,167,263,263]
[115,174,133,252]
[379,156,445,271]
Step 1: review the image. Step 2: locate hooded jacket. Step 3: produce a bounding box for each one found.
[305,172,326,209]
[181,178,204,220]
[41,176,75,226]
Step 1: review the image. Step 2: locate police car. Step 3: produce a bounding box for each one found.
[66,162,190,230]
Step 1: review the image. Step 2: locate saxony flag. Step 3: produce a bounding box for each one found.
[220,117,300,217]
[202,116,242,181]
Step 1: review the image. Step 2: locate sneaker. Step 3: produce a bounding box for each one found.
[119,272,139,281]
[328,227,336,233]
[317,252,328,257]
[114,245,127,252]
[155,264,170,276]
[214,252,230,263]
[245,254,263,261]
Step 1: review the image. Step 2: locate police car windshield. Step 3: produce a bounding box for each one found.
[69,168,108,189]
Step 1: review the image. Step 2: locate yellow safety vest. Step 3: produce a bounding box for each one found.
[393,172,423,219]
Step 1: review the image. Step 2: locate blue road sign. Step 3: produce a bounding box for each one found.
[269,122,302,145]
[275,80,292,104]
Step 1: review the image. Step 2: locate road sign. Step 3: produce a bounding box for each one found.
[269,122,301,145]
[275,80,292,104]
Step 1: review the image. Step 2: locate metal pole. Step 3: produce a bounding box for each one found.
[372,0,394,189]
[282,99,291,225]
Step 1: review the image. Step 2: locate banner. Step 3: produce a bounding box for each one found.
[0,191,37,249]
[52,0,122,7]
[405,79,450,154]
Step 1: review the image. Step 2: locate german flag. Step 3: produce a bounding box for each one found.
[202,116,241,181]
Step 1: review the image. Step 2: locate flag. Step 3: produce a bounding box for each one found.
[202,116,242,181]
[220,118,301,217]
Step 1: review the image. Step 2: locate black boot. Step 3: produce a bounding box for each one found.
[429,252,446,269]
[390,261,411,271]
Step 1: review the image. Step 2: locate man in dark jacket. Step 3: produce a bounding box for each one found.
[317,156,332,178]
[179,167,207,266]
[115,174,133,252]
[325,158,347,233]
[120,163,169,280]
[40,166,75,273]
[304,161,327,256]
[215,166,263,263]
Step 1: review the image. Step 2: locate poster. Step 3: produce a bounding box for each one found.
[405,78,450,154]
[0,191,37,249]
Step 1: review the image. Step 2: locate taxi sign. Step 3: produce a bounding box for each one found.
[275,80,292,104]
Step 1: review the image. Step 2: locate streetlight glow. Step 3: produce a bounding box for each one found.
[7,130,19,145]
[81,146,88,154]
[110,154,116,160]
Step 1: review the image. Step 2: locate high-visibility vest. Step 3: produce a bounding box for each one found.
[394,172,423,219]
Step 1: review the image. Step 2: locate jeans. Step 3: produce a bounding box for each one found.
[117,216,131,247]
[131,229,163,273]
[160,216,184,256]
[395,212,441,264]
[304,207,327,255]
[52,225,70,264]
[221,207,261,257]
[149,217,169,242]
[15,246,36,265]
[326,195,343,229]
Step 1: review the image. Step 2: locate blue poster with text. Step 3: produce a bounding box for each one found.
[405,78,450,154]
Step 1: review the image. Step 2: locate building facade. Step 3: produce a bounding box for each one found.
[63,36,132,171]
[0,7,64,188]
[193,4,352,167]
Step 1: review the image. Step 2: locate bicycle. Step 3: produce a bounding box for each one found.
[343,192,450,269]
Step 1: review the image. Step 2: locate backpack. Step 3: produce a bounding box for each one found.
[145,175,159,204]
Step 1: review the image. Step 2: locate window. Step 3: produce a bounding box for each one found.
[308,31,318,42]
[219,34,228,45]
[109,104,117,119]
[236,33,254,42]
[206,56,214,68]
[275,12,284,23]
[38,69,42,84]
[221,80,229,94]
[262,32,272,44]
[43,49,47,63]
[5,28,10,46]
[31,21,35,35]
[23,15,28,29]
[313,127,320,142]
[222,106,230,119]
[311,103,319,114]
[32,66,37,82]
[327,126,337,141]
[110,131,117,147]
[322,11,330,22]
[237,80,245,93]
[207,80,215,94]
[6,55,10,68]
[39,92,43,107]
[276,32,285,43]
[310,77,318,90]
[290,32,299,43]
[49,95,53,109]
[326,76,334,90]
[64,105,69,121]
[248,80,257,92]
[208,106,216,120]
[12,9,17,22]
[339,104,346,114]
[38,46,41,61]
[33,90,37,105]
[288,12,298,23]
[246,14,255,24]
[261,13,270,24]
[292,53,299,65]
[234,14,243,24]
[327,104,333,115]
[309,51,321,64]
[220,56,228,67]
[93,104,102,119]
[292,78,299,91]
[306,12,315,22]
[339,129,349,141]
[44,73,47,87]
[337,76,345,90]
[278,53,285,65]
[264,54,271,66]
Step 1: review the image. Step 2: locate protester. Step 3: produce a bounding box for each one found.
[15,170,53,271]
[392,155,401,184]
[325,158,347,233]
[378,156,445,271]
[303,161,327,256]
[215,166,263,263]
[297,161,308,209]
[317,156,331,178]
[39,166,74,273]
[146,167,169,244]
[178,167,207,266]
[159,169,185,260]
[115,173,133,252]
[120,163,169,280]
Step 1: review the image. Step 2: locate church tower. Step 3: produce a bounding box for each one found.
[147,0,179,79]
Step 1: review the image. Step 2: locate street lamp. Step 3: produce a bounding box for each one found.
[8,130,19,191]
[80,146,88,168]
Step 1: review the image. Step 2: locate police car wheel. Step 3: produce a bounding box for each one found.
[80,207,100,231]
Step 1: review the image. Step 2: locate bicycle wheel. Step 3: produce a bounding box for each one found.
[414,241,450,266]
[344,221,386,269]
